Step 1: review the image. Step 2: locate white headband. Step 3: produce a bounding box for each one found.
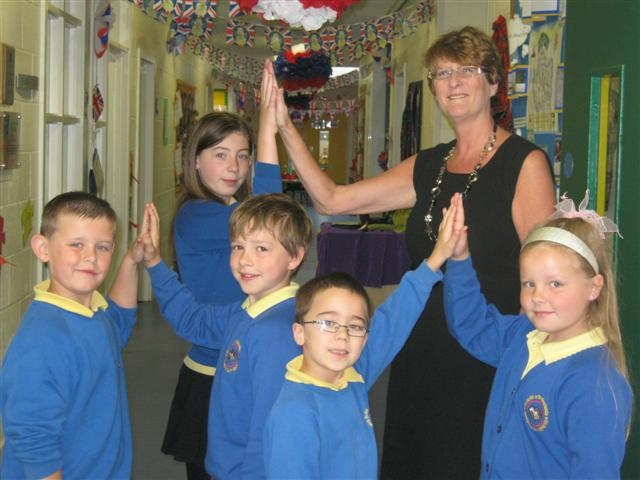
[522,226,599,274]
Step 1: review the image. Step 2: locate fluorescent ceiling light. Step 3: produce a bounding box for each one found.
[331,66,358,78]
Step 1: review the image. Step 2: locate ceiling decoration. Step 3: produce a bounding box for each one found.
[129,0,433,115]
[131,1,432,66]
[274,50,333,92]
[247,0,362,31]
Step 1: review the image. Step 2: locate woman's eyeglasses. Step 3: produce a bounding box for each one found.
[301,319,369,337]
[428,65,487,81]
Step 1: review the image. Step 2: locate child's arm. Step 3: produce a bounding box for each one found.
[142,203,231,348]
[256,59,278,166]
[442,198,527,366]
[356,196,464,384]
[108,203,154,307]
[562,361,632,478]
[263,396,321,478]
[253,60,282,195]
[252,60,282,195]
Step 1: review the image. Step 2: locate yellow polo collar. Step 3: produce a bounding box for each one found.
[33,279,108,318]
[522,327,606,378]
[285,354,364,391]
[242,283,298,318]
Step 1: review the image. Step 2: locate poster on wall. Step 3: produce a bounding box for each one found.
[527,19,563,132]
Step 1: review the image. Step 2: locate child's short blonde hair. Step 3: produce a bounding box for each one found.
[230,193,312,271]
[40,191,117,238]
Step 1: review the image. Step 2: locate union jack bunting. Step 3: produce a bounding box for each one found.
[92,84,104,121]
[94,0,112,59]
[225,20,255,47]
[228,1,247,18]
[330,25,353,49]
[177,0,194,17]
[305,31,328,53]
[374,19,390,49]
[193,0,211,17]
[264,26,292,53]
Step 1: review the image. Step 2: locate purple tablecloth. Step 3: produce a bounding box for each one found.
[316,223,411,287]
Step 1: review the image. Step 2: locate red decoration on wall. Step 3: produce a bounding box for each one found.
[491,15,513,131]
[0,215,14,268]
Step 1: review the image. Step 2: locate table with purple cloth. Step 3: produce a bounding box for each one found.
[315,223,411,287]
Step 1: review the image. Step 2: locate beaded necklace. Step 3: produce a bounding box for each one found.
[424,122,497,240]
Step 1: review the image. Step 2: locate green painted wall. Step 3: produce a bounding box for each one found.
[561,2,639,477]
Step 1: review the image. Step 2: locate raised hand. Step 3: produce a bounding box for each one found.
[448,193,469,261]
[127,203,152,264]
[257,59,280,166]
[141,203,162,267]
[259,59,278,138]
[426,193,469,271]
[109,203,159,307]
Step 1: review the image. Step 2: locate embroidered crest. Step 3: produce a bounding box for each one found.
[523,394,549,432]
[223,339,241,372]
[363,407,373,427]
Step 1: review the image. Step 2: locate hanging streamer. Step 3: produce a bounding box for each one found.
[94,0,114,59]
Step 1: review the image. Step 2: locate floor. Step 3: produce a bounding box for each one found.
[123,216,394,479]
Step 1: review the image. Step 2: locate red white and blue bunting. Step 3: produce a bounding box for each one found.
[130,0,432,111]
[130,0,432,62]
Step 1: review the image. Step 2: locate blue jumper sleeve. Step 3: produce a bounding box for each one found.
[560,357,632,478]
[264,396,321,479]
[147,260,238,349]
[105,298,137,348]
[253,162,282,194]
[1,316,72,477]
[443,257,530,367]
[358,262,442,387]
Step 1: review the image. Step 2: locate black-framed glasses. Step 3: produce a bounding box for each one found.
[301,319,369,337]
[427,65,486,81]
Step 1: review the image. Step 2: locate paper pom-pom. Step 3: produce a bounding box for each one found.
[300,0,360,17]
[252,0,360,30]
[274,50,332,91]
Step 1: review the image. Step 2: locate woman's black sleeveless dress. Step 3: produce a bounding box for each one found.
[380,135,545,479]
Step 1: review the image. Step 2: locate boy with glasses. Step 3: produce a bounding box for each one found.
[263,195,465,479]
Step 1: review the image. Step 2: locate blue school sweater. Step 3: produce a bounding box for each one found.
[1,282,136,479]
[264,262,442,479]
[148,260,301,479]
[444,257,632,479]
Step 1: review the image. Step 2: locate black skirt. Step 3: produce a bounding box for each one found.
[161,364,214,465]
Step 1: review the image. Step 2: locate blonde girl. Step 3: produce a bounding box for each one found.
[443,192,632,479]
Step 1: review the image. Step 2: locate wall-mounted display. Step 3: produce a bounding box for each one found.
[0,111,20,169]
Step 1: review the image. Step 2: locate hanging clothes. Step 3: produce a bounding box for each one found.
[400,81,422,159]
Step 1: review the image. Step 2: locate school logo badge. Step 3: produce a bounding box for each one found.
[523,394,549,432]
[223,340,241,372]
